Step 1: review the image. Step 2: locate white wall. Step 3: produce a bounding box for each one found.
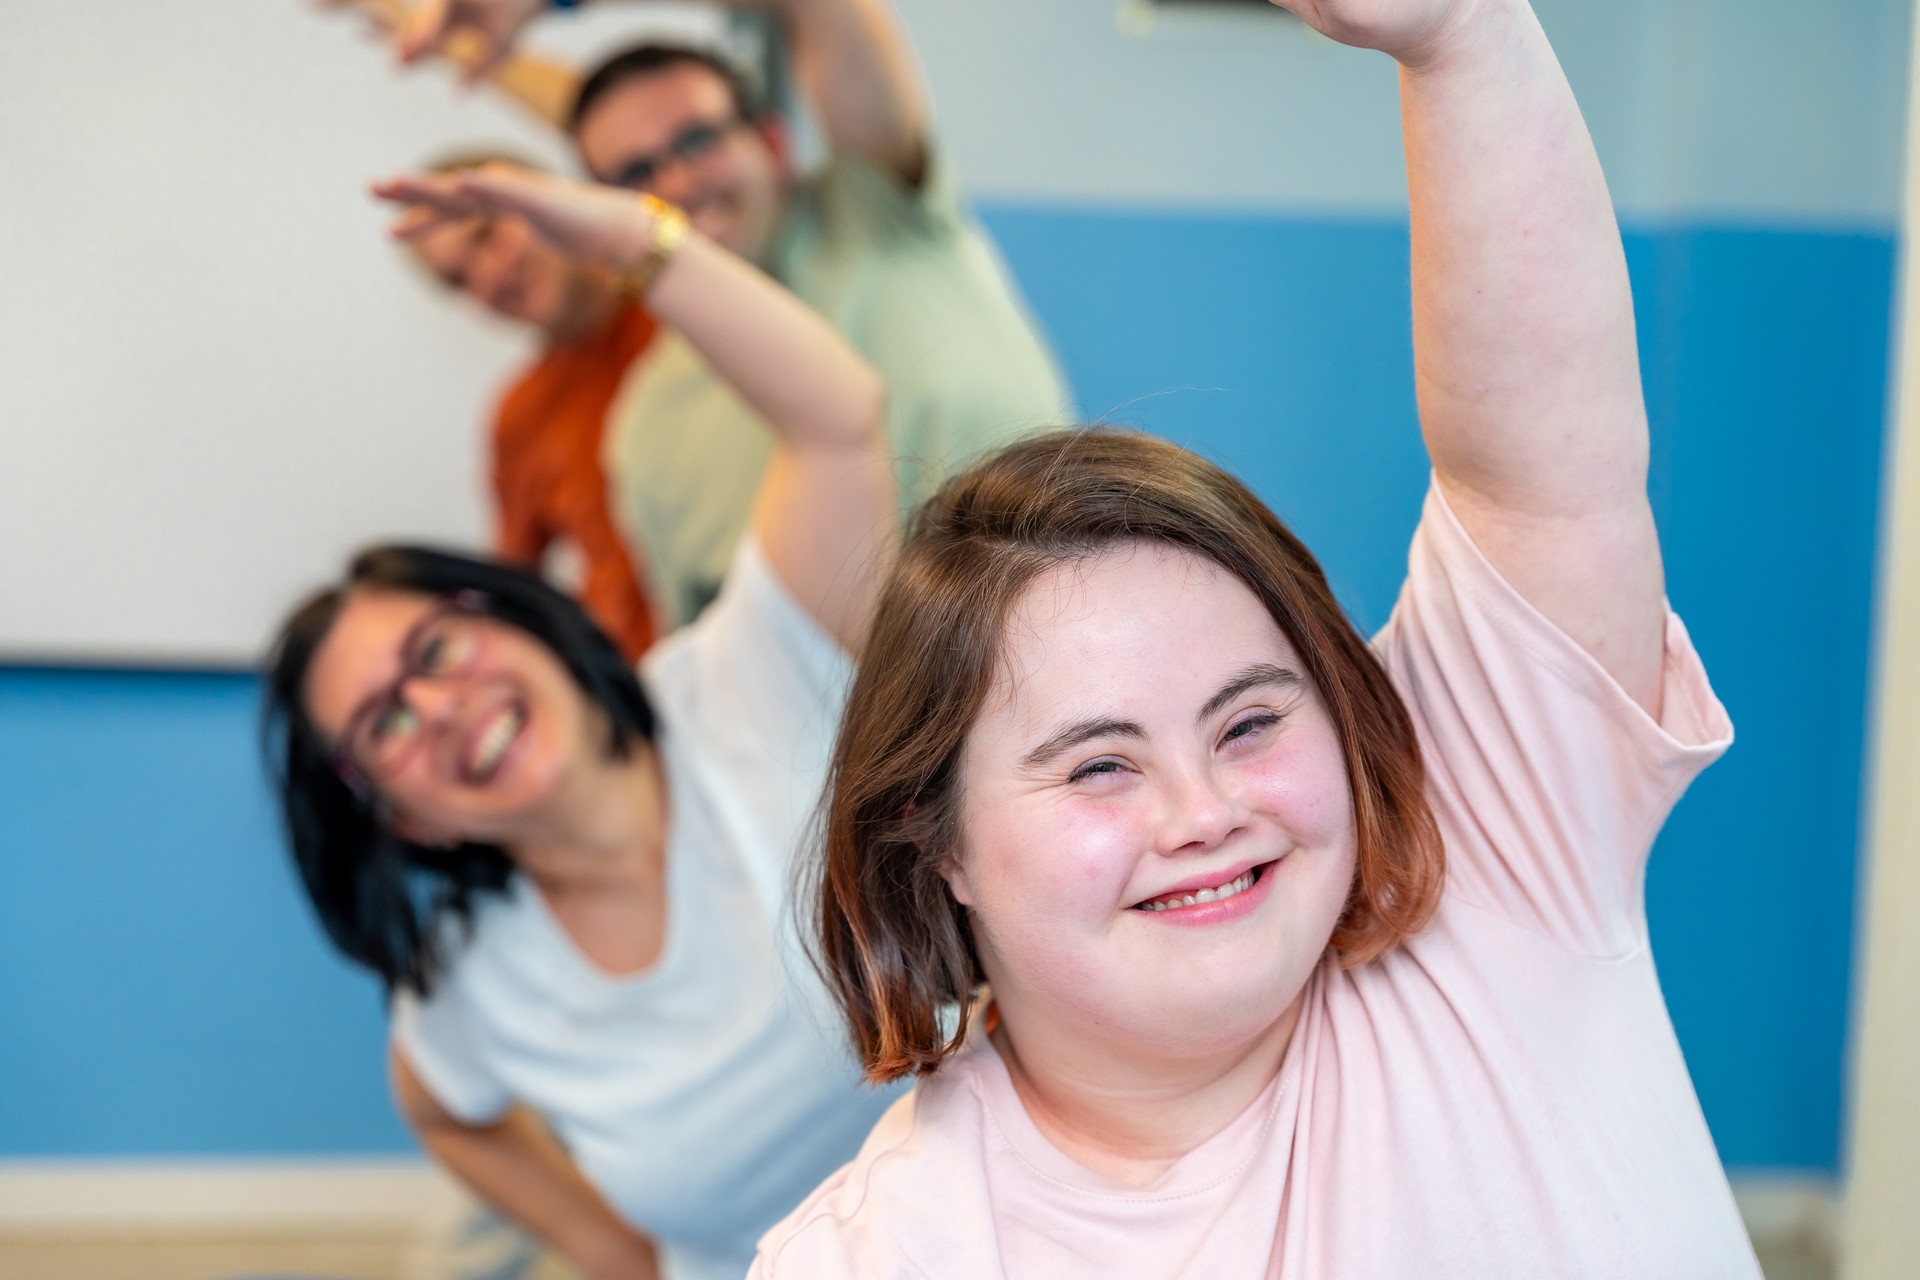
[0,0,1905,663]
[897,0,1909,224]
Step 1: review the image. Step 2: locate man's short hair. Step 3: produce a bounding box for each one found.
[424,147,545,176]
[568,43,768,136]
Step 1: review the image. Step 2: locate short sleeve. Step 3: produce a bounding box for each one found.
[389,984,513,1125]
[1372,481,1733,956]
[804,146,968,250]
[646,536,852,748]
[641,537,854,891]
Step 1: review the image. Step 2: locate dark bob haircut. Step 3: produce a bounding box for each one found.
[812,429,1446,1083]
[568,43,768,136]
[262,545,654,997]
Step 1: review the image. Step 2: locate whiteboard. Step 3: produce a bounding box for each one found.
[0,1,732,666]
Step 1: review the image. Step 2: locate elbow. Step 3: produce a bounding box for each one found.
[389,1044,464,1135]
[847,366,887,451]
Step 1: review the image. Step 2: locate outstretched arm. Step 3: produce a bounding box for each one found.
[770,0,930,186]
[319,0,579,127]
[1277,0,1665,715]
[374,0,932,185]
[375,167,894,652]
[392,1048,661,1280]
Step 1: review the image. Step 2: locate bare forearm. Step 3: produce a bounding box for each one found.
[776,0,930,184]
[647,230,886,459]
[417,1106,661,1280]
[476,46,580,129]
[1401,0,1645,514]
[373,162,893,642]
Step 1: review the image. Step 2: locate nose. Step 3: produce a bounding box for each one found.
[1152,762,1246,858]
[647,157,701,208]
[398,674,464,727]
[465,223,524,309]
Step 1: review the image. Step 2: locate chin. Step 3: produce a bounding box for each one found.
[1072,969,1306,1063]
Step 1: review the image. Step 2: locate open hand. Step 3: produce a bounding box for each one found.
[392,0,548,82]
[1267,0,1496,67]
[313,0,408,38]
[375,165,658,272]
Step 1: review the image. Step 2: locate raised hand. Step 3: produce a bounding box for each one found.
[375,166,655,273]
[394,0,549,83]
[314,0,409,39]
[1267,0,1485,66]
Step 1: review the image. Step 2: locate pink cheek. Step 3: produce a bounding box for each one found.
[1244,739,1355,841]
[1034,803,1144,902]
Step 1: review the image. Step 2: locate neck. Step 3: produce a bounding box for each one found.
[990,993,1304,1188]
[543,280,622,347]
[510,739,667,896]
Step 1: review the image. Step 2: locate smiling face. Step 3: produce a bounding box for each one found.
[301,588,602,846]
[574,61,788,262]
[947,541,1357,1062]
[409,211,606,339]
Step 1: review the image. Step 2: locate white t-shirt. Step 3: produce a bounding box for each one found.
[752,484,1760,1279]
[392,539,905,1280]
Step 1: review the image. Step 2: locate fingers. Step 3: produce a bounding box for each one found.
[395,0,454,65]
[371,168,548,236]
[455,39,511,89]
[371,173,490,227]
[387,204,461,242]
[458,163,547,203]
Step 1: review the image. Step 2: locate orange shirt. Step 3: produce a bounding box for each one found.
[492,302,659,663]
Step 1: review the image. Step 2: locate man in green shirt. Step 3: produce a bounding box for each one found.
[392,0,1073,627]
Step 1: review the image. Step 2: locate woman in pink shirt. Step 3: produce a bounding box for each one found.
[754,0,1763,1276]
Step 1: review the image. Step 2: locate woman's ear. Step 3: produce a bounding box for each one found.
[937,853,975,907]
[904,798,973,905]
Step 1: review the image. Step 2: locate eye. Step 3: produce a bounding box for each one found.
[674,122,724,160]
[366,702,419,746]
[1067,757,1128,785]
[615,158,659,191]
[412,621,475,675]
[1220,710,1282,748]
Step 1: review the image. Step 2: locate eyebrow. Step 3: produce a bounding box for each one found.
[1196,663,1304,725]
[1017,664,1304,773]
[1018,717,1145,772]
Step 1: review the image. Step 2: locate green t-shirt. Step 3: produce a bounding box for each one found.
[605,150,1073,629]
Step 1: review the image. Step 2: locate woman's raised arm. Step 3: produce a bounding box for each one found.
[374,167,895,653]
[1276,0,1666,714]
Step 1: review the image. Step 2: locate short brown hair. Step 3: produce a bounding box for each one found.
[811,429,1444,1083]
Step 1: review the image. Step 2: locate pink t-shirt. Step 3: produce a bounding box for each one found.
[750,485,1762,1279]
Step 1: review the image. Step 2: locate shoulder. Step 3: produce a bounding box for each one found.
[643,536,851,722]
[785,146,971,253]
[753,1061,993,1278]
[1376,478,1730,756]
[1372,480,1733,952]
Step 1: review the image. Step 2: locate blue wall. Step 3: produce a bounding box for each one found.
[0,206,1893,1174]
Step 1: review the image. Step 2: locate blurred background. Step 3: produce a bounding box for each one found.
[2,1,1915,1277]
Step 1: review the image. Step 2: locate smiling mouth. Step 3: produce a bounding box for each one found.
[1132,862,1274,913]
[462,703,525,785]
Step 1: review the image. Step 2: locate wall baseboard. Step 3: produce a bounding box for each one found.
[1731,1174,1840,1280]
[0,1160,1840,1279]
[0,1157,467,1233]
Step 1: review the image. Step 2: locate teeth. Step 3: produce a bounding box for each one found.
[1138,868,1257,913]
[472,707,522,777]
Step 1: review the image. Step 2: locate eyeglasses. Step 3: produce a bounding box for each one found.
[605,117,747,193]
[332,593,490,797]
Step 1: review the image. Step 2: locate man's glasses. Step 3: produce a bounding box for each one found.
[606,117,746,193]
[333,593,490,797]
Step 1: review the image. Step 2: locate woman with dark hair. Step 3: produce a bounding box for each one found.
[265,168,902,1280]
[757,0,1762,1276]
